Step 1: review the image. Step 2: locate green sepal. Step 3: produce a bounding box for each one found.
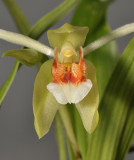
[2,49,47,66]
[33,59,62,138]
[47,23,89,49]
[76,59,99,134]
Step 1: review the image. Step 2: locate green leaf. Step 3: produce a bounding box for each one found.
[55,113,67,160]
[72,1,106,34]
[0,61,20,105]
[2,49,47,66]
[115,109,134,160]
[29,0,80,39]
[3,0,31,35]
[86,38,134,160]
[33,59,61,138]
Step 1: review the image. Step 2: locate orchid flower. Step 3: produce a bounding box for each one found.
[0,23,99,139]
[33,23,99,138]
[1,23,134,140]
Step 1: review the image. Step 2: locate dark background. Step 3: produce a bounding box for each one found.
[0,0,134,159]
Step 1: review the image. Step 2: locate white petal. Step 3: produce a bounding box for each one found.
[47,80,92,104]
[71,79,92,103]
[47,83,68,104]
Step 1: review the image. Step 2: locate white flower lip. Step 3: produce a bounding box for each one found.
[47,79,92,104]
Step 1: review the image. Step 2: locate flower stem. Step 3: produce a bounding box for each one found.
[84,23,134,55]
[59,106,81,159]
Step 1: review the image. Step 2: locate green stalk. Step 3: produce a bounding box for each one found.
[59,106,81,159]
[55,113,67,160]
[67,139,76,160]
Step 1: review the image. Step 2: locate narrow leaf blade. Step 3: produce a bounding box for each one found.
[3,0,31,35]
[29,0,80,39]
[0,61,20,105]
[86,38,134,160]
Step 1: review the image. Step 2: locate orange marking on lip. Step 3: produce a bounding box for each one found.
[53,63,65,83]
[51,47,87,85]
[72,63,82,79]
